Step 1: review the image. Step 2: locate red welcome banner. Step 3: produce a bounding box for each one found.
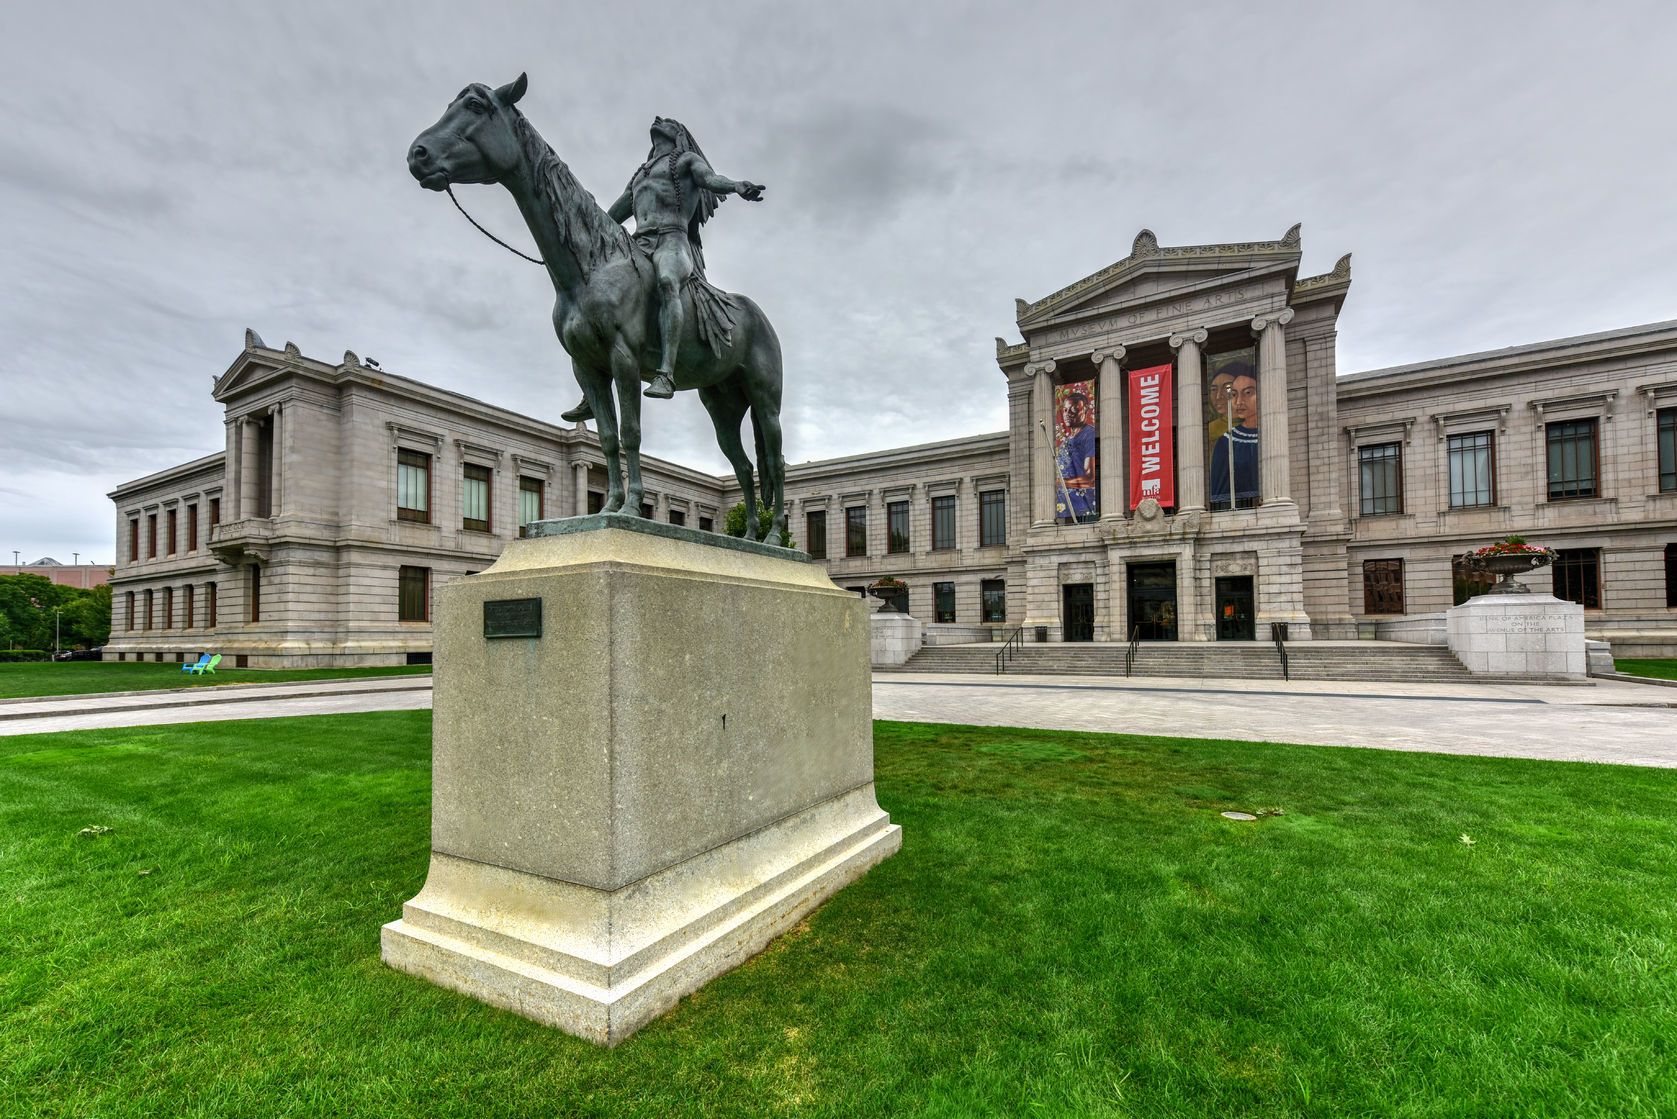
[1128,363,1175,510]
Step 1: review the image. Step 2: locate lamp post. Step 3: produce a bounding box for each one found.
[54,608,61,659]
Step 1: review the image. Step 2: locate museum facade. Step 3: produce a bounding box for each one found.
[106,227,1677,663]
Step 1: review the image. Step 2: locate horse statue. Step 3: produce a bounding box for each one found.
[407,74,786,542]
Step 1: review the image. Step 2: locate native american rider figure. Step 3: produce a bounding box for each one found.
[559,117,765,422]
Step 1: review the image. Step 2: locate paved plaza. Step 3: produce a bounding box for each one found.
[2,672,1673,767]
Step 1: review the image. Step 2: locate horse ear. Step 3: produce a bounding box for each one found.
[495,73,528,106]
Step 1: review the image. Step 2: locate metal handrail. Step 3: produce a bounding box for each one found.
[1124,626,1141,677]
[1272,623,1290,681]
[995,624,1026,675]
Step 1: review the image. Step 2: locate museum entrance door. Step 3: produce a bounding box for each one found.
[1062,583,1095,642]
[1126,562,1177,641]
[1214,576,1255,641]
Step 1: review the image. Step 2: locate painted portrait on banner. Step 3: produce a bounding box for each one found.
[1054,380,1099,523]
[1206,347,1259,509]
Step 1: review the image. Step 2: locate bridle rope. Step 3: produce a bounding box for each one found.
[446,184,545,266]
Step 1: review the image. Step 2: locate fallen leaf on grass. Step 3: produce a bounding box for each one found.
[76,826,112,838]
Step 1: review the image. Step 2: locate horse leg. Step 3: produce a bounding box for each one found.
[574,358,623,512]
[742,350,786,543]
[609,341,647,517]
[697,384,758,540]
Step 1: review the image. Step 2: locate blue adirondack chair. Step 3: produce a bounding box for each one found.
[181,653,211,673]
[190,653,222,676]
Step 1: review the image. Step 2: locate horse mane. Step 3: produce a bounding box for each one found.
[510,110,633,280]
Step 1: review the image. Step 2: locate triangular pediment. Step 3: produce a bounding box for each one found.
[1016,225,1303,329]
[213,333,351,401]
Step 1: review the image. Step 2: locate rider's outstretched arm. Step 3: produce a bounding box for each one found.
[685,154,765,201]
[606,185,633,223]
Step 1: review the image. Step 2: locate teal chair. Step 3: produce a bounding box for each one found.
[190,653,222,676]
[181,653,211,674]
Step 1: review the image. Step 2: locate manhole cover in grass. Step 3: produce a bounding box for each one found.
[1220,811,1258,821]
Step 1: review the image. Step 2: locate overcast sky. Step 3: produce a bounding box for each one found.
[3,1,1675,565]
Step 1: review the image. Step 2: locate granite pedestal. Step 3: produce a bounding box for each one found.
[1446,591,1586,679]
[380,514,901,1045]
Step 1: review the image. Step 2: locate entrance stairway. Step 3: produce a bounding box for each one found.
[890,640,1489,683]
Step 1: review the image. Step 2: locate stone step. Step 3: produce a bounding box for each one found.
[895,640,1484,682]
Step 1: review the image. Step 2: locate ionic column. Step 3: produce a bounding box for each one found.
[239,417,259,520]
[1028,360,1056,525]
[1091,347,1125,519]
[572,461,590,516]
[1169,329,1209,512]
[1251,308,1296,505]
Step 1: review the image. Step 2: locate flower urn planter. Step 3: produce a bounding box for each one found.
[1476,551,1553,595]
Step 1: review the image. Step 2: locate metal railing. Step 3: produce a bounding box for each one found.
[1124,626,1141,677]
[1272,622,1290,681]
[994,624,1026,675]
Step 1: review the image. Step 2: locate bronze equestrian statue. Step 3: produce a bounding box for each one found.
[407,74,785,541]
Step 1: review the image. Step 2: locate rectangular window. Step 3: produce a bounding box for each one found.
[125,591,135,630]
[640,502,654,519]
[931,495,956,551]
[980,578,1006,623]
[462,463,492,532]
[669,509,685,526]
[162,587,174,629]
[518,477,543,529]
[1358,443,1403,516]
[1452,554,1496,606]
[1447,432,1495,509]
[587,490,605,514]
[399,565,430,622]
[1362,558,1405,615]
[184,584,195,629]
[979,489,1006,547]
[1659,408,1676,493]
[397,449,432,523]
[209,497,221,529]
[248,566,261,623]
[1552,548,1601,608]
[144,589,154,630]
[1667,544,1677,609]
[166,508,178,555]
[147,513,157,558]
[845,507,867,557]
[934,581,956,623]
[129,519,139,564]
[207,582,217,628]
[805,510,827,559]
[887,500,910,554]
[1546,419,1599,500]
[699,516,713,533]
[186,504,198,551]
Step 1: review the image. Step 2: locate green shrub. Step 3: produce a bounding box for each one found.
[0,649,51,663]
[723,501,794,549]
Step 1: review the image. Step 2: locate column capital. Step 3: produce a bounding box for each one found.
[1090,346,1126,367]
[1168,329,1208,350]
[1250,307,1295,335]
[1025,359,1057,379]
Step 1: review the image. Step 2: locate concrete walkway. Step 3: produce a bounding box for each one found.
[874,672,1677,768]
[2,671,1673,768]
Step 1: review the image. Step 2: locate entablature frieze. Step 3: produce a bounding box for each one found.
[839,490,873,507]
[881,483,916,502]
[453,439,504,465]
[924,478,964,498]
[511,453,554,478]
[972,473,1008,491]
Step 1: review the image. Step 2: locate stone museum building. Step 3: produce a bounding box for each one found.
[106,226,1677,664]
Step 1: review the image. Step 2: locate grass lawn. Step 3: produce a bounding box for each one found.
[0,661,431,700]
[3,715,1675,1118]
[1614,658,1677,681]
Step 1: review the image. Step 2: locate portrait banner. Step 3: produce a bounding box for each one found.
[1205,347,1260,509]
[1127,363,1175,510]
[1053,380,1099,523]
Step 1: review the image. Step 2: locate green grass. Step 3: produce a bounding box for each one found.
[3,715,1675,1118]
[0,661,431,700]
[1614,658,1677,681]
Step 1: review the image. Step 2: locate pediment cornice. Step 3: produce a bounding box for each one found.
[1016,224,1304,328]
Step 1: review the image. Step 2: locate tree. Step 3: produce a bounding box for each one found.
[0,574,111,650]
[723,502,794,549]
